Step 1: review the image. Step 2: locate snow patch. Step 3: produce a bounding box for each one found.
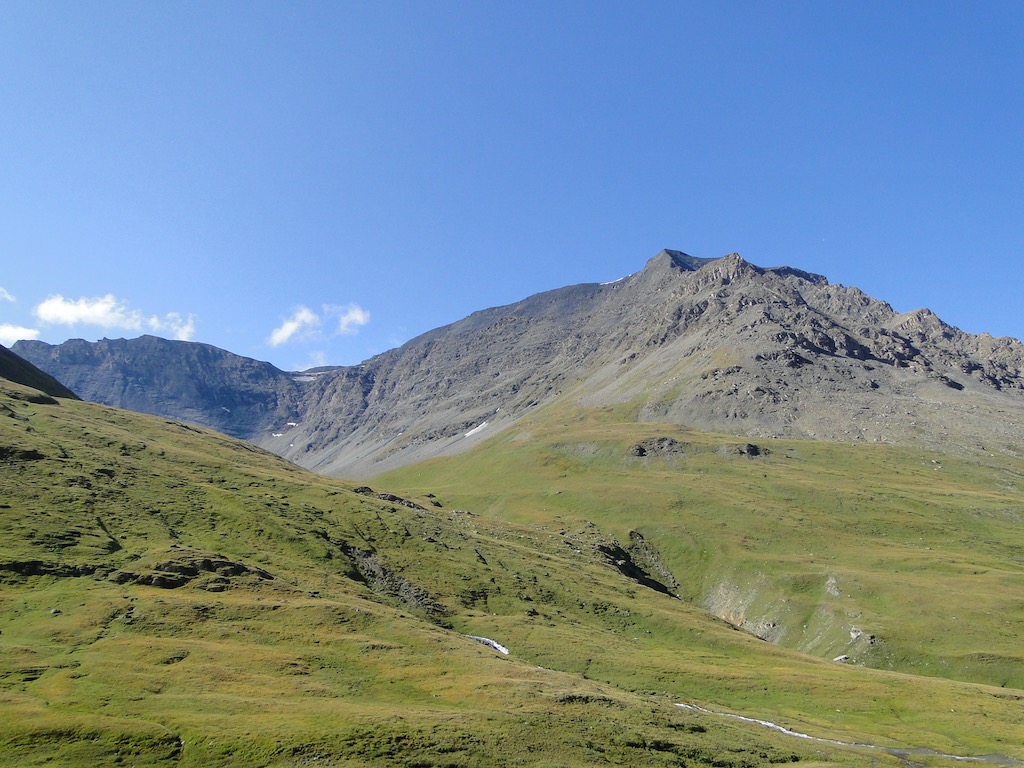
[464,421,488,438]
[676,703,859,746]
[600,273,633,285]
[467,635,509,655]
[673,703,1022,763]
[272,433,283,437]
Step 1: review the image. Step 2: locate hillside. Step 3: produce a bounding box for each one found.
[0,344,78,400]
[3,369,1023,765]
[377,399,1024,690]
[16,251,1024,478]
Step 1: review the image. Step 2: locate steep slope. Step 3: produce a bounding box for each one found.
[0,344,78,400]
[3,373,1023,765]
[16,250,1024,477]
[13,335,305,439]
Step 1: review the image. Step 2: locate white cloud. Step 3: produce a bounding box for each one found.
[35,294,142,328]
[0,287,15,302]
[267,302,370,350]
[151,312,197,341]
[0,323,39,346]
[32,294,196,341]
[268,306,320,347]
[332,303,370,335]
[291,350,330,371]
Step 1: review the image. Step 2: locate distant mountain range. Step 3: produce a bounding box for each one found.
[15,250,1024,476]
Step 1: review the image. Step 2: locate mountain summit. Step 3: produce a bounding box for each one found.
[16,251,1024,476]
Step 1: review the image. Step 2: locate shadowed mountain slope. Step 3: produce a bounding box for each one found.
[13,335,303,440]
[16,250,1024,477]
[0,344,78,400]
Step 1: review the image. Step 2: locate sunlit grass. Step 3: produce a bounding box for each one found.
[2,379,1022,765]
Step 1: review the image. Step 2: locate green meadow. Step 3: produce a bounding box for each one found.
[2,378,1023,765]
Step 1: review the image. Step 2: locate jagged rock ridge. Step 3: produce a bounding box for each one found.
[15,250,1024,476]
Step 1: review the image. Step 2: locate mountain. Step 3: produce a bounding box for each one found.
[281,250,1024,476]
[16,250,1024,477]
[3,353,1023,766]
[13,334,305,439]
[0,343,78,400]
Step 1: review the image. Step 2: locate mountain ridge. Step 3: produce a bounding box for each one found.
[14,250,1024,477]
[0,344,79,400]
[12,334,304,439]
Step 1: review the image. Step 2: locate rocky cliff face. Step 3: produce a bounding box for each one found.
[577,252,1024,448]
[16,251,1024,477]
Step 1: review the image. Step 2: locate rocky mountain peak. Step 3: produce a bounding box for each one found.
[641,249,759,279]
[653,249,715,272]
[269,250,1024,474]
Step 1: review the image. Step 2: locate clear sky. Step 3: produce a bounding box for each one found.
[1,2,1021,370]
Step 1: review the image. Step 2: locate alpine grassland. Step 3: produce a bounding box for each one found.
[377,397,1024,758]
[2,377,1023,766]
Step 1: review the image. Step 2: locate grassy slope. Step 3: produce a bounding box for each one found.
[377,400,1024,756]
[2,379,1022,766]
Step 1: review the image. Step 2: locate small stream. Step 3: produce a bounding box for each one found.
[674,702,1022,765]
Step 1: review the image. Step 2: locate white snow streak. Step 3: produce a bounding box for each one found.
[673,703,1022,764]
[600,274,632,285]
[467,635,509,655]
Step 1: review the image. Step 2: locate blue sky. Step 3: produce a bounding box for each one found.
[1,2,1021,370]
